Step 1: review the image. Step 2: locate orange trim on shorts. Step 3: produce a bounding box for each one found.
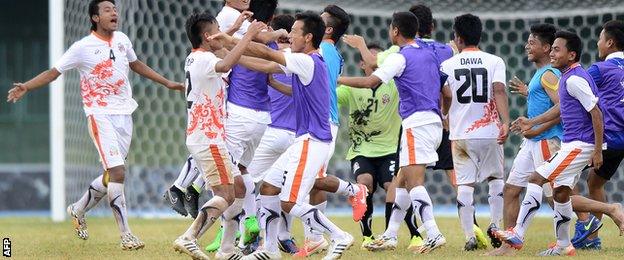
[289,139,309,202]
[210,145,230,184]
[88,115,109,169]
[406,129,416,165]
[541,140,552,161]
[547,148,582,182]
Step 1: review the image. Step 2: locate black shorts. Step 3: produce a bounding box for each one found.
[429,129,454,170]
[351,153,397,192]
[595,148,624,180]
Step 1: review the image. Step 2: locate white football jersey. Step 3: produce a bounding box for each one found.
[441,49,507,140]
[55,31,138,115]
[184,50,228,146]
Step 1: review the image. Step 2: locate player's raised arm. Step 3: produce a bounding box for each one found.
[342,34,377,69]
[214,21,265,73]
[7,68,61,103]
[210,31,287,66]
[129,60,183,91]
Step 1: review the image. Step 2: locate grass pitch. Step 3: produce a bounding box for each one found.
[1,216,623,259]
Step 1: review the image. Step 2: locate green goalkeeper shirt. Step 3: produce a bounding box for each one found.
[337,45,402,160]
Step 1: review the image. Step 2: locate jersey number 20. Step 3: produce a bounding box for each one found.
[454,68,488,104]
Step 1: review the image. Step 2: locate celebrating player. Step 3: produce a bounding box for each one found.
[171,11,263,260]
[339,11,447,253]
[7,0,184,250]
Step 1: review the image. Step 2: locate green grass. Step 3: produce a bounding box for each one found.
[1,216,623,259]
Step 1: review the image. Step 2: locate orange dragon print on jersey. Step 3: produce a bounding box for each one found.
[187,89,226,140]
[80,59,125,107]
[465,99,501,133]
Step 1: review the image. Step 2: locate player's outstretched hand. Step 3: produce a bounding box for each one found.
[497,123,509,144]
[342,34,366,49]
[246,21,267,38]
[511,116,532,133]
[7,83,28,103]
[590,150,603,170]
[165,81,184,92]
[509,76,528,96]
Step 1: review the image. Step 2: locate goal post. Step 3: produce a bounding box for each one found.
[50,0,65,222]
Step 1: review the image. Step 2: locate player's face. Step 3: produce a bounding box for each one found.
[550,38,574,69]
[94,1,118,31]
[525,34,547,62]
[226,0,250,11]
[289,20,307,53]
[388,25,398,45]
[597,29,611,60]
[206,23,224,50]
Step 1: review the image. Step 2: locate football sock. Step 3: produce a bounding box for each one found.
[174,156,200,191]
[457,185,475,239]
[554,200,573,247]
[410,186,441,237]
[360,192,374,237]
[290,203,345,241]
[183,196,228,239]
[515,183,543,238]
[488,179,504,227]
[74,174,107,216]
[221,198,243,253]
[258,195,281,253]
[108,182,131,234]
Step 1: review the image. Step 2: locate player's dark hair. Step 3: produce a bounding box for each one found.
[366,42,383,51]
[295,11,326,49]
[603,20,624,50]
[185,11,217,49]
[530,23,557,46]
[391,12,419,39]
[409,4,433,38]
[453,13,482,46]
[89,0,116,31]
[555,30,583,62]
[323,5,350,42]
[270,14,295,32]
[249,0,278,23]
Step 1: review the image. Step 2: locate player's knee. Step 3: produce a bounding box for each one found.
[356,173,374,191]
[552,186,572,203]
[107,166,125,183]
[259,182,280,195]
[587,171,607,190]
[528,172,547,185]
[234,176,246,198]
[503,184,522,198]
[280,201,295,214]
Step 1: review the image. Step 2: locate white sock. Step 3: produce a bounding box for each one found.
[258,195,281,253]
[108,182,131,234]
[238,174,256,247]
[192,176,205,192]
[74,174,107,216]
[384,188,409,238]
[457,185,475,239]
[183,196,228,239]
[290,203,344,241]
[554,200,573,247]
[278,211,293,241]
[221,198,243,253]
[304,201,327,241]
[336,179,360,197]
[515,183,543,238]
[488,179,504,228]
[174,156,200,191]
[409,186,440,237]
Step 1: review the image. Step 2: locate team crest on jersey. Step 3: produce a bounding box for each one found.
[117,43,125,53]
[353,162,360,174]
[382,94,390,105]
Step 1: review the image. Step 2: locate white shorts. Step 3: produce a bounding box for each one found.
[399,122,442,167]
[317,123,339,179]
[279,135,331,203]
[225,111,268,168]
[187,144,235,187]
[246,127,295,183]
[452,139,504,185]
[87,114,132,170]
[508,138,561,196]
[536,141,594,189]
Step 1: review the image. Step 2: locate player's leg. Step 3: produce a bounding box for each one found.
[280,139,353,260]
[452,140,480,251]
[312,175,367,220]
[401,123,444,254]
[477,139,505,248]
[174,144,237,260]
[351,156,376,246]
[164,155,198,217]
